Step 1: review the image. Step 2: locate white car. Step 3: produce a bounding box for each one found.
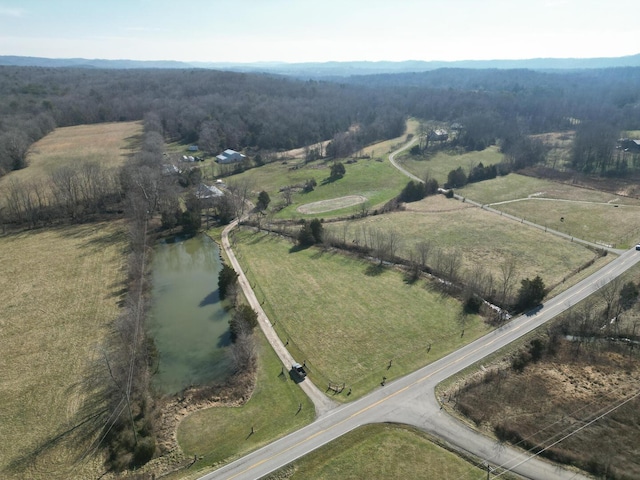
[636,244,640,251]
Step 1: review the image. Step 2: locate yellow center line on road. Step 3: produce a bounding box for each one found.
[224,303,561,480]
[220,234,636,479]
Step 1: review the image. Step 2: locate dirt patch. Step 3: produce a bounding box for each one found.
[297,195,368,214]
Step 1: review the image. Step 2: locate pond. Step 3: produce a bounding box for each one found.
[148,234,233,395]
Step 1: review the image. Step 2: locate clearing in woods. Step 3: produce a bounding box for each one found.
[0,121,141,187]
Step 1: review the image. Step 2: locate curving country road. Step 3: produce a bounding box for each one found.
[201,140,640,479]
[202,242,640,480]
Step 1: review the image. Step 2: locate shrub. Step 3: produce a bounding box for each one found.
[132,436,156,467]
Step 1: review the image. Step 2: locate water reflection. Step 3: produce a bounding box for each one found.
[148,234,233,394]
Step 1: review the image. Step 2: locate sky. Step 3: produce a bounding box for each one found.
[0,0,638,64]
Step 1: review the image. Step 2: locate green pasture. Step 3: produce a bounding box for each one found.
[459,173,640,206]
[396,145,505,185]
[197,119,421,220]
[231,228,489,397]
[177,331,314,472]
[226,155,409,220]
[326,194,605,290]
[457,174,640,248]
[496,200,640,248]
[268,424,501,480]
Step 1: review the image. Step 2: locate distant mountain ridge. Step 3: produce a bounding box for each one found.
[1,54,639,76]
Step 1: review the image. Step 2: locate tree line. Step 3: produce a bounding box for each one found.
[2,65,639,180]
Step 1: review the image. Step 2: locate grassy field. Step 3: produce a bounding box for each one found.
[1,121,142,186]
[232,228,490,396]
[459,173,640,206]
[325,194,606,291]
[175,331,315,477]
[458,174,640,248]
[396,145,505,185]
[200,119,419,220]
[266,423,507,480]
[0,222,128,480]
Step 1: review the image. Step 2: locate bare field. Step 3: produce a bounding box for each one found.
[0,121,141,186]
[0,222,128,479]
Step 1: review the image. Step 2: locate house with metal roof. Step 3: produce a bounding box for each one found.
[216,149,246,164]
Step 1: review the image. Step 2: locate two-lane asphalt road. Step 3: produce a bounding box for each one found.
[201,246,640,480]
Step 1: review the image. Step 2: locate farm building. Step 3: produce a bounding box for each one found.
[196,183,224,199]
[428,129,449,142]
[617,138,640,152]
[216,149,246,164]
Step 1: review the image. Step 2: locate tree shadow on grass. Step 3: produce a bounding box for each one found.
[289,244,310,254]
[320,176,339,186]
[4,377,112,477]
[365,264,385,276]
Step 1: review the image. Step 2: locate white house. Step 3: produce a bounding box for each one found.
[216,149,246,164]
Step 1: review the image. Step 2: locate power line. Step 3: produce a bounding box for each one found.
[492,389,640,479]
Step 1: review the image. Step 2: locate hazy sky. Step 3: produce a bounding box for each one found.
[1,0,638,63]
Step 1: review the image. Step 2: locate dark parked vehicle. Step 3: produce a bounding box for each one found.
[291,362,307,379]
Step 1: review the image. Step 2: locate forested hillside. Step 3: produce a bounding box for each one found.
[1,65,639,177]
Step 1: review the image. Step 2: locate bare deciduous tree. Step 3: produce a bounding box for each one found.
[498,255,518,307]
[415,240,432,270]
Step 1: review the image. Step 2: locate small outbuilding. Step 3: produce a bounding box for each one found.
[196,183,224,199]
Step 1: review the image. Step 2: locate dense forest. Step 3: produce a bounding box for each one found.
[1,65,639,178]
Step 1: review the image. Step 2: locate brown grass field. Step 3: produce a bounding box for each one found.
[0,121,141,188]
[449,333,640,479]
[325,194,610,293]
[0,222,128,479]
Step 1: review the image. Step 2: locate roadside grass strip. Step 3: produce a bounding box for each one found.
[177,332,315,470]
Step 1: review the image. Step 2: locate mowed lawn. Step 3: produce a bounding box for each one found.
[326,195,605,291]
[233,229,490,395]
[459,174,640,247]
[0,121,141,188]
[0,222,127,479]
[176,331,315,474]
[271,424,504,480]
[227,154,410,219]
